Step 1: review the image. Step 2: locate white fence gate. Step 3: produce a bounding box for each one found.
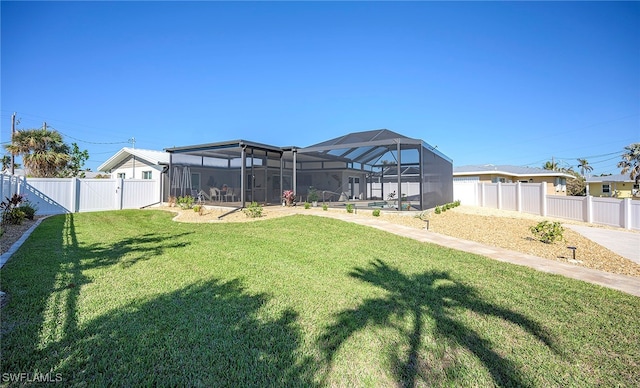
[454,181,638,230]
[1,174,161,215]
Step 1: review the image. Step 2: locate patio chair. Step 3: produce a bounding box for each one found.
[209,187,221,202]
[224,187,236,202]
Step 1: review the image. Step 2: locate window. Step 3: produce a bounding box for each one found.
[602,184,610,193]
[117,173,126,179]
[142,171,152,180]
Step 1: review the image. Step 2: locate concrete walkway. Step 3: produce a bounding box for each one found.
[564,224,640,265]
[319,212,640,298]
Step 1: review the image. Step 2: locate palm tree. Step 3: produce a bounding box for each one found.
[618,143,640,183]
[1,155,20,172]
[577,158,593,177]
[542,160,559,171]
[4,128,70,177]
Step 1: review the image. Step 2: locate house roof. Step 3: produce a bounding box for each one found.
[98,147,170,172]
[586,174,636,183]
[454,164,575,179]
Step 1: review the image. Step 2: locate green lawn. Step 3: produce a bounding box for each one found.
[1,210,639,386]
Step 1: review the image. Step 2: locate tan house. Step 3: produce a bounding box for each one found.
[586,174,639,199]
[453,164,575,195]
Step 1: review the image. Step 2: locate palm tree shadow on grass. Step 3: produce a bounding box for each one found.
[319,259,558,387]
[44,278,318,386]
[4,214,317,385]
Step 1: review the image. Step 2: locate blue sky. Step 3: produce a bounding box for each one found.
[1,1,638,175]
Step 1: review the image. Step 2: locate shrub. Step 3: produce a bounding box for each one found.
[4,208,25,225]
[322,204,328,211]
[304,202,311,209]
[243,202,263,218]
[20,201,38,220]
[193,204,202,213]
[434,206,441,214]
[282,190,295,206]
[372,209,381,217]
[1,193,25,226]
[307,187,319,203]
[346,204,354,213]
[177,195,194,209]
[530,221,564,244]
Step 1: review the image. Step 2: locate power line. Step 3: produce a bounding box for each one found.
[47,125,129,145]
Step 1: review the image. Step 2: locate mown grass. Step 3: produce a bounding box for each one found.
[1,210,639,386]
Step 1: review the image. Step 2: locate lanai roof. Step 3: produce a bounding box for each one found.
[299,128,448,166]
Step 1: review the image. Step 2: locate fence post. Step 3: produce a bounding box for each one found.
[117,178,124,210]
[497,181,502,210]
[516,182,522,213]
[480,182,485,207]
[540,182,547,216]
[70,177,78,213]
[586,195,593,224]
[623,198,631,230]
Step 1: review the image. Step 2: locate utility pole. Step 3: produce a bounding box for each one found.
[43,121,47,131]
[10,112,16,175]
[129,137,136,179]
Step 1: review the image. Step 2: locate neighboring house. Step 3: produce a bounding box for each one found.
[453,164,575,196]
[97,148,170,180]
[585,174,639,199]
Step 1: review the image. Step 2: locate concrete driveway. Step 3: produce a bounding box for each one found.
[564,225,640,265]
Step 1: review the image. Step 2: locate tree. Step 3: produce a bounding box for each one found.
[618,143,640,183]
[565,169,586,196]
[576,158,593,177]
[1,155,20,172]
[542,160,559,171]
[4,128,70,177]
[60,142,90,178]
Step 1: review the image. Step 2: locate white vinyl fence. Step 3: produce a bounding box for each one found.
[1,174,161,215]
[454,181,639,230]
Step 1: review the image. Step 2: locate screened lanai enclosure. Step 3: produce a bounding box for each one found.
[165,129,453,211]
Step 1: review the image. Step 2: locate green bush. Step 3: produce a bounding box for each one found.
[530,221,564,244]
[372,209,381,217]
[322,204,328,211]
[177,196,194,209]
[193,205,202,214]
[4,208,25,225]
[20,201,37,220]
[304,202,311,209]
[243,202,263,218]
[434,206,441,214]
[346,204,354,214]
